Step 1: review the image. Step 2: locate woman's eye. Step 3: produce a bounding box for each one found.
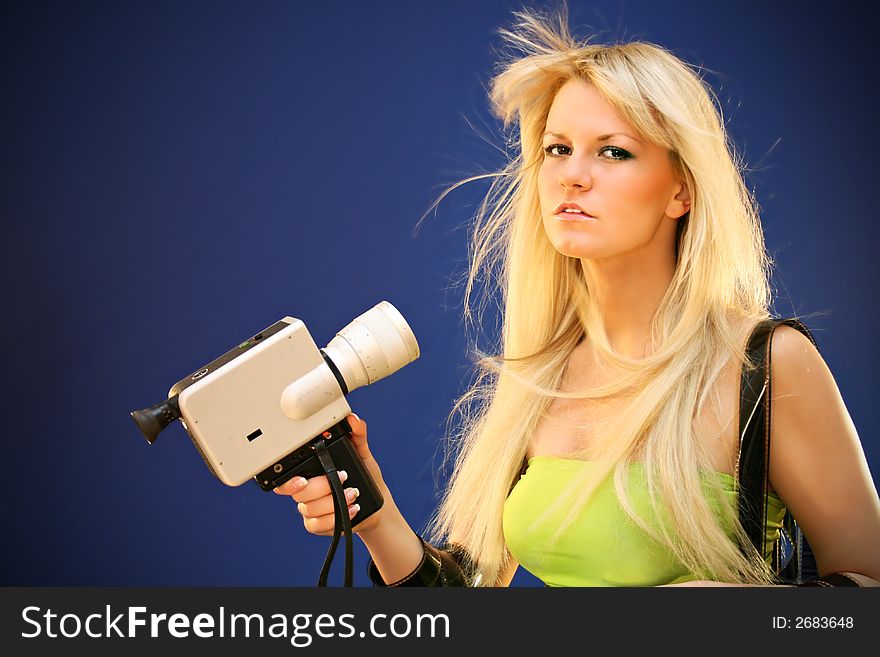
[599,146,633,160]
[543,144,571,157]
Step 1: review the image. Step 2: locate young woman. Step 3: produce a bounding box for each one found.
[275,7,880,587]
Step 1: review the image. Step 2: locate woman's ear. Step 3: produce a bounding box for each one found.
[666,182,691,219]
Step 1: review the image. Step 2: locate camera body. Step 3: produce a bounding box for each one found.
[171,316,350,487]
[132,301,420,527]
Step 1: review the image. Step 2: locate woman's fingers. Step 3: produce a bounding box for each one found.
[345,413,374,463]
[273,470,348,501]
[273,472,361,536]
[301,503,362,536]
[297,487,360,518]
[347,412,367,438]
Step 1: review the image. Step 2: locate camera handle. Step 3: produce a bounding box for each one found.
[254,418,386,586]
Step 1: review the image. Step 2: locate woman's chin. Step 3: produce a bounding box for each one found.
[549,241,603,260]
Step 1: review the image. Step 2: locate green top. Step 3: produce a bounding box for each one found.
[503,456,785,587]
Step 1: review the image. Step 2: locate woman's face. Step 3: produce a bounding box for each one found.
[538,78,689,263]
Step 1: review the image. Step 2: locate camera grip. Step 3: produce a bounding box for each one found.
[255,419,384,527]
[298,433,385,527]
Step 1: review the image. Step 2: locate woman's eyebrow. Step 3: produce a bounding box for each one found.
[598,132,643,144]
[542,130,642,144]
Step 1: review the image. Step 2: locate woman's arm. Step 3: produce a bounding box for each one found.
[766,325,880,585]
[356,505,425,585]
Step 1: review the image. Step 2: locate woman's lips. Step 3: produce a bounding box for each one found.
[554,210,596,222]
[553,202,596,221]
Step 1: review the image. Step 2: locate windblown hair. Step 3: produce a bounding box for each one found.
[424,5,778,585]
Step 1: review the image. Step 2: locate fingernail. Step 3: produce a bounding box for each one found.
[348,504,360,518]
[338,470,348,482]
[291,477,307,491]
[352,413,361,422]
[297,502,306,514]
[345,487,359,502]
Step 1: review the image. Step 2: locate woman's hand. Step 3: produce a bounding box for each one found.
[273,413,387,536]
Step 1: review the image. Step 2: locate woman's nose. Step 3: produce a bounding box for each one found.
[558,157,592,190]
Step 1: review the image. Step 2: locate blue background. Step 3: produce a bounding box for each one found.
[1,0,877,587]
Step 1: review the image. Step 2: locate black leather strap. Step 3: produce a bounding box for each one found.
[367,537,475,587]
[737,317,816,578]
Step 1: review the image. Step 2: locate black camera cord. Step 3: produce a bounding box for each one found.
[312,438,354,587]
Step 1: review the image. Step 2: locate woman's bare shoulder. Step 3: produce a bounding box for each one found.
[769,323,817,366]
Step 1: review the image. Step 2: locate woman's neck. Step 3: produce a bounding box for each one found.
[580,247,676,359]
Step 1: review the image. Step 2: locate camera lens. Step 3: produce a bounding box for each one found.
[321,301,420,394]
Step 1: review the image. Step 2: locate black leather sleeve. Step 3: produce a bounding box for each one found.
[367,537,477,587]
[795,572,863,587]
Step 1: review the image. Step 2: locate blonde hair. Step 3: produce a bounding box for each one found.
[424,5,778,585]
